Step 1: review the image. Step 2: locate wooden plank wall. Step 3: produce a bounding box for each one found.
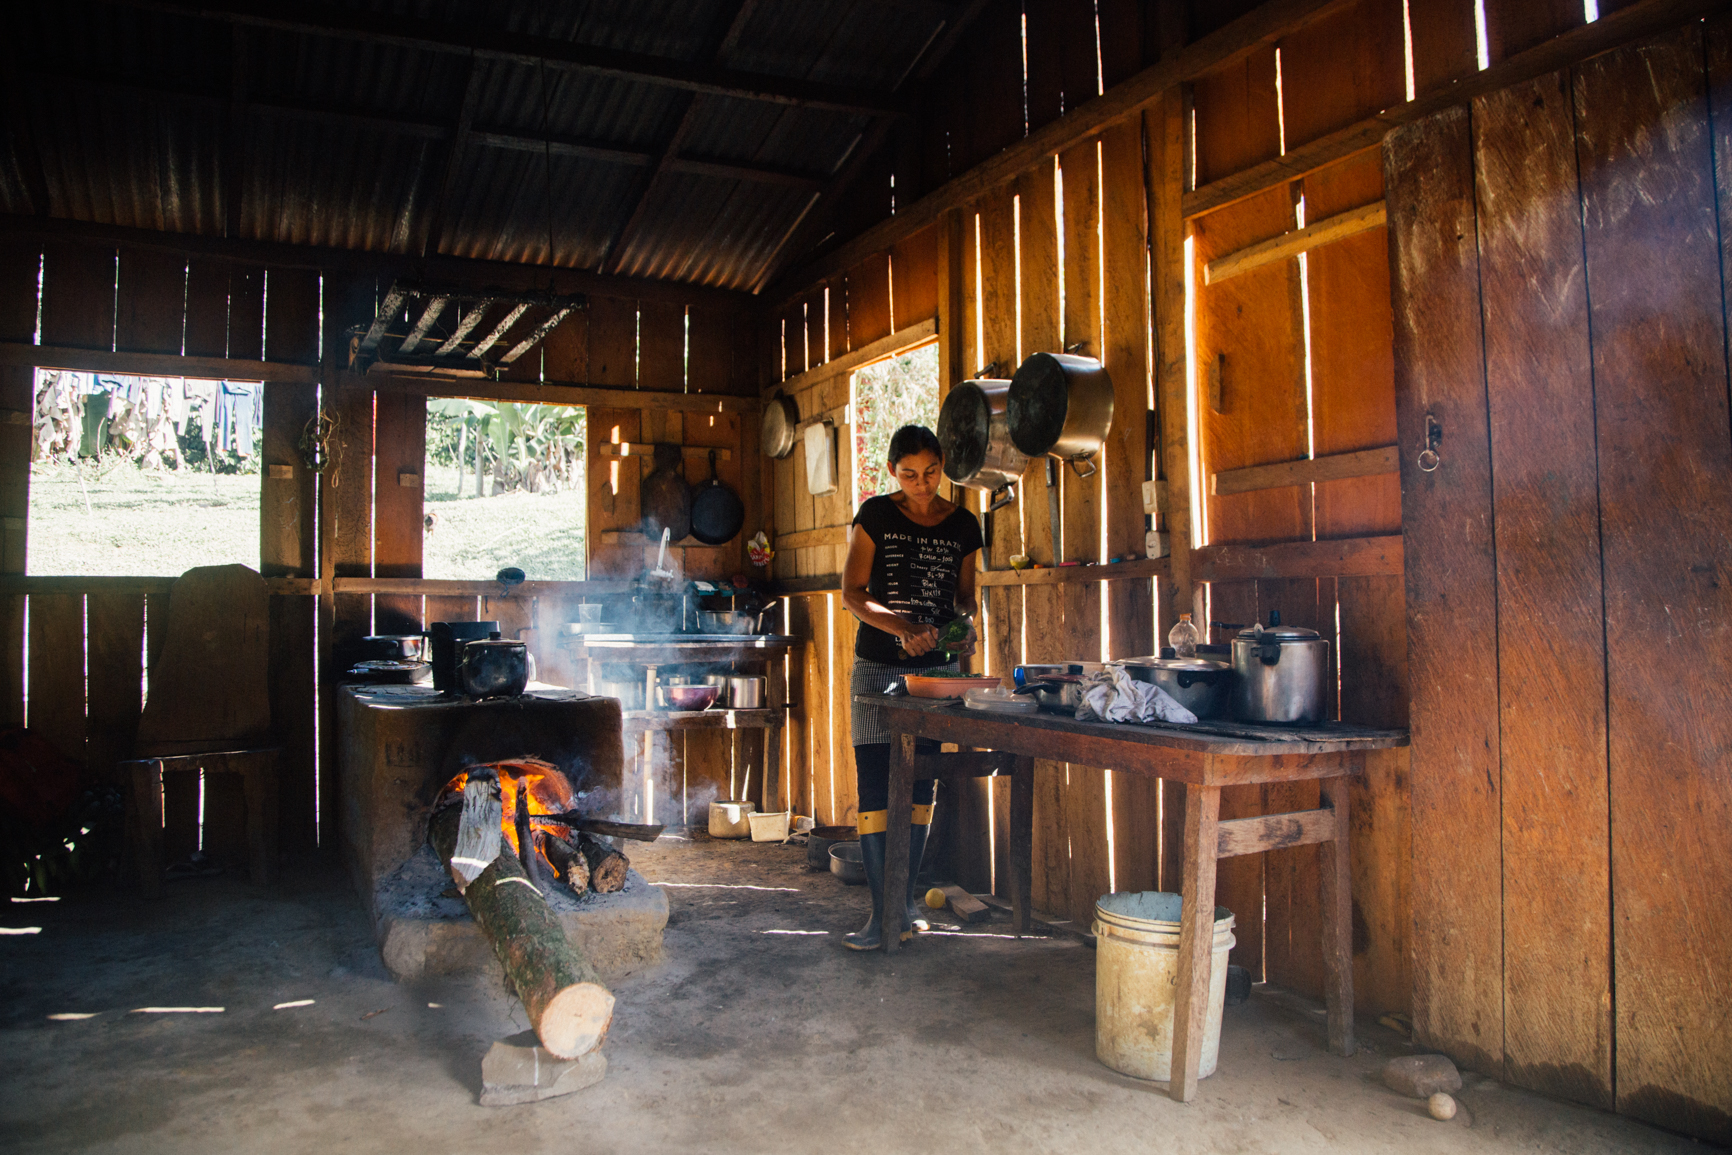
[1387,20,1732,1139]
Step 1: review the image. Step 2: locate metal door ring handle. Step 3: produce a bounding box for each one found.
[1417,448,1440,472]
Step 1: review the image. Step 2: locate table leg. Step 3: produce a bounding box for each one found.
[880,730,916,954]
[1318,772,1356,1057]
[1171,782,1222,1103]
[1008,756,1034,936]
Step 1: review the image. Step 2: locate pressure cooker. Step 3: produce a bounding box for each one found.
[1230,612,1329,724]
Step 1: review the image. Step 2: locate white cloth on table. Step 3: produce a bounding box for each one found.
[1075,666,1198,726]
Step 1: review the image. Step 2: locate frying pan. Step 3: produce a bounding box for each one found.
[761,391,799,459]
[641,443,691,543]
[690,449,744,544]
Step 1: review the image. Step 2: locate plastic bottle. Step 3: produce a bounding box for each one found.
[1167,612,1199,658]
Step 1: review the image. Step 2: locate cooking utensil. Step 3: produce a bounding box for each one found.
[761,390,799,459]
[429,620,501,691]
[903,673,1002,699]
[641,443,691,543]
[829,841,867,885]
[965,686,1038,713]
[456,636,529,699]
[1114,657,1235,719]
[695,610,756,634]
[1230,614,1329,724]
[937,378,1025,512]
[1013,663,1091,713]
[807,825,857,871]
[1045,457,1063,564]
[360,634,427,662]
[709,798,756,838]
[347,659,432,685]
[726,675,766,709]
[690,449,744,545]
[666,684,720,710]
[1007,351,1115,473]
[594,677,644,709]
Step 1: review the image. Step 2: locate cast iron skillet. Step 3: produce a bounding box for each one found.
[690,449,744,544]
[641,443,691,542]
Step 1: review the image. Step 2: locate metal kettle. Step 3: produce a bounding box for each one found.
[1230,612,1329,724]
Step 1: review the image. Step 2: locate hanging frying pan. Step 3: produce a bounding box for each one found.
[761,390,799,459]
[691,449,744,545]
[641,443,691,543]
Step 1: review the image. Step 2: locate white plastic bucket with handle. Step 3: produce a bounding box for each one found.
[1093,891,1236,1082]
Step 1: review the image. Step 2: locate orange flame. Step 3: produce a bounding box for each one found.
[439,757,579,864]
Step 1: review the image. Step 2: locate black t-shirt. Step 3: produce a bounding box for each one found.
[851,494,983,666]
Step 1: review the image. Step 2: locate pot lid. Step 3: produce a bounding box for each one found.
[1236,624,1322,642]
[1115,656,1231,671]
[462,637,525,649]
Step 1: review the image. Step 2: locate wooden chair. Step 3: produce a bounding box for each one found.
[121,564,279,897]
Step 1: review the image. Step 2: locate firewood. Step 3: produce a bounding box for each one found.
[429,805,615,1059]
[448,768,503,891]
[542,832,591,895]
[513,779,552,893]
[576,833,630,894]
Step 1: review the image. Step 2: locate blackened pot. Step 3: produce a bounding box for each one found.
[456,637,528,699]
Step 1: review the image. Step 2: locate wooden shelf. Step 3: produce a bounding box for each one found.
[597,531,735,546]
[599,442,731,460]
[622,706,789,733]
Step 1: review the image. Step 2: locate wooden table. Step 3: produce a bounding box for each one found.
[862,694,1409,1102]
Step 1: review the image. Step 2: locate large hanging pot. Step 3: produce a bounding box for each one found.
[1006,352,1115,475]
[936,378,1025,512]
[690,449,744,544]
[641,443,692,543]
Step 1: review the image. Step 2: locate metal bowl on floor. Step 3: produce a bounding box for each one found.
[829,841,866,885]
[807,825,857,871]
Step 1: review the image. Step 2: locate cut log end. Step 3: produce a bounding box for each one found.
[539,983,617,1059]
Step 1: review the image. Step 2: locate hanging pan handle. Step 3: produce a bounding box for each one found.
[1068,455,1098,479]
[987,482,1017,513]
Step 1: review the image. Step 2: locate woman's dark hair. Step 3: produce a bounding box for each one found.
[887,424,942,466]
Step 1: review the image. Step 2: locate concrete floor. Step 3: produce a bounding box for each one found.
[0,836,1704,1154]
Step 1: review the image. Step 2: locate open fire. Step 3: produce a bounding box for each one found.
[434,758,634,896]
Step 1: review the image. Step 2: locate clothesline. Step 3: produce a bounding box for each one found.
[33,370,262,467]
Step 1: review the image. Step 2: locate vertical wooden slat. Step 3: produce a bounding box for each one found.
[1483,0,1583,64]
[114,249,186,355]
[264,266,320,365]
[588,297,638,388]
[1191,47,1281,187]
[638,301,686,393]
[686,305,732,394]
[183,258,232,359]
[85,592,144,782]
[28,593,85,765]
[1205,579,1264,978]
[1386,105,1504,1077]
[260,383,317,577]
[269,593,318,853]
[372,387,425,641]
[847,254,892,349]
[541,307,590,383]
[784,595,812,821]
[1059,139,1103,566]
[1578,28,1732,1139]
[226,267,264,362]
[0,242,40,343]
[1406,0,1481,94]
[39,243,115,350]
[1474,68,1612,1106]
[890,226,939,329]
[319,380,375,848]
[586,408,642,579]
[1276,0,1406,150]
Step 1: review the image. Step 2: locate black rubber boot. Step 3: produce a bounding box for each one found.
[905,822,933,934]
[843,831,891,950]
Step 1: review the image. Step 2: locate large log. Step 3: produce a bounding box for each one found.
[429,789,615,1059]
[542,832,591,895]
[576,832,630,894]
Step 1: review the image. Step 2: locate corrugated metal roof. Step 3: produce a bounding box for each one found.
[4,0,958,291]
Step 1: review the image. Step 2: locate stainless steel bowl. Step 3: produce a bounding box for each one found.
[1113,657,1234,719]
[829,841,866,885]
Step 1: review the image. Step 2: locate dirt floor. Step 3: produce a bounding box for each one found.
[0,836,1707,1154]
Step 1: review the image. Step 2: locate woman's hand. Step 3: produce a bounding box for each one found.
[948,621,979,658]
[898,621,941,657]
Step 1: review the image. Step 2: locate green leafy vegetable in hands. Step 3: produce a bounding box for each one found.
[896,615,974,661]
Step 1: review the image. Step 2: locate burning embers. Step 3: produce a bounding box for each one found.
[435,759,634,897]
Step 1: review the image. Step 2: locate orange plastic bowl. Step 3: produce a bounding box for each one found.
[903,674,1003,699]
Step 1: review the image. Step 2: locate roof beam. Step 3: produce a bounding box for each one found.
[224,24,247,239]
[602,0,760,275]
[417,55,485,259]
[125,1,903,117]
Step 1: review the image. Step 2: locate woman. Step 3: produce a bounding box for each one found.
[840,425,982,950]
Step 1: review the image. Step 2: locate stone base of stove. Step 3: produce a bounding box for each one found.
[372,846,668,983]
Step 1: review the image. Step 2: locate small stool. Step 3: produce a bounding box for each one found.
[123,749,280,898]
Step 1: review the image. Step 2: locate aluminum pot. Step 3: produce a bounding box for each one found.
[695,610,756,634]
[1012,663,1091,713]
[456,637,528,699]
[595,678,644,710]
[1114,657,1234,719]
[1230,622,1329,724]
[937,378,1026,511]
[1006,352,1114,472]
[726,675,766,709]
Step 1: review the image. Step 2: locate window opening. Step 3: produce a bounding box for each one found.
[422,399,587,580]
[27,368,264,576]
[851,343,941,507]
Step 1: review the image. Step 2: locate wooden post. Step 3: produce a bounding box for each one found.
[880,729,917,954]
[1008,756,1034,936]
[1171,779,1221,1103]
[1318,768,1355,1057]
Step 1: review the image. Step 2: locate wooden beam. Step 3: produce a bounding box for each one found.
[763,0,1359,307]
[126,0,903,116]
[367,372,756,412]
[768,316,938,397]
[1,342,319,384]
[775,525,849,552]
[1191,535,1403,582]
[911,751,1017,779]
[1182,0,1725,219]
[0,216,756,314]
[0,575,317,595]
[1211,445,1398,497]
[1203,202,1387,284]
[1216,807,1336,858]
[977,556,1173,587]
[330,577,633,597]
[600,443,732,461]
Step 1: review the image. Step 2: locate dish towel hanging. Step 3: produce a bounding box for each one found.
[1075,666,1198,726]
[803,421,836,496]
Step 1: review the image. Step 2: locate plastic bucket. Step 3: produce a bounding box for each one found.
[1092,891,1236,1082]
